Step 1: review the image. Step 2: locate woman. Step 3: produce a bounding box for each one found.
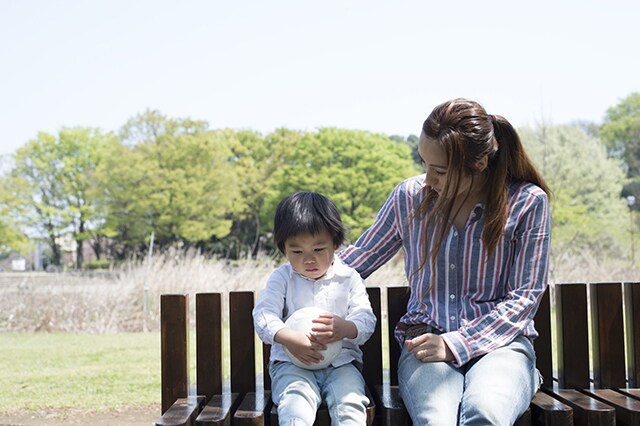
[340,98,551,425]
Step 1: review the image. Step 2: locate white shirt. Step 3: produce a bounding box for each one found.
[253,256,376,367]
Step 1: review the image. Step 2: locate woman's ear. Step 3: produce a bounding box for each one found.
[478,155,489,173]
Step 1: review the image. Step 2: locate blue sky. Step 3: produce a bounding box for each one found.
[1,0,639,157]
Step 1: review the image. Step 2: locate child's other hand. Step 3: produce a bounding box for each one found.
[278,328,326,366]
[311,314,357,343]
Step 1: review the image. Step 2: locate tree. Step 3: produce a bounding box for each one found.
[93,139,154,259]
[520,124,628,266]
[221,129,276,258]
[0,175,30,256]
[262,128,421,242]
[11,128,112,267]
[600,92,640,177]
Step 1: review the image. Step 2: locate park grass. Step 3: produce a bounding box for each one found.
[0,332,161,414]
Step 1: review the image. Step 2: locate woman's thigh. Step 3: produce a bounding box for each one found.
[460,335,539,426]
[398,348,464,426]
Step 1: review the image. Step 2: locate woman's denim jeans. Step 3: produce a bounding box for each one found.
[398,334,540,425]
[269,361,369,426]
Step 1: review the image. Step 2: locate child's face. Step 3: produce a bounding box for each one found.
[284,229,336,280]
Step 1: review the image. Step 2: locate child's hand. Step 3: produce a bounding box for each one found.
[276,328,327,366]
[311,314,357,343]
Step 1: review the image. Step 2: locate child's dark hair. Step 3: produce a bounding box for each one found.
[274,192,347,254]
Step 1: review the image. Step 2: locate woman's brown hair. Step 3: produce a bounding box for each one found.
[415,98,550,269]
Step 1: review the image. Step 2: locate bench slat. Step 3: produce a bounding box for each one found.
[161,294,189,414]
[544,387,615,425]
[556,283,590,389]
[534,286,553,390]
[233,390,271,426]
[195,392,240,425]
[625,282,640,388]
[529,391,573,425]
[362,287,382,392]
[591,283,626,388]
[196,293,224,399]
[583,388,640,425]
[230,291,257,396]
[157,396,205,426]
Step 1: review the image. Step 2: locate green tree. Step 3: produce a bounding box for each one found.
[11,128,111,267]
[600,92,640,177]
[0,175,30,256]
[97,111,239,257]
[263,128,421,242]
[520,124,628,270]
[221,129,275,258]
[94,140,153,259]
[143,130,238,247]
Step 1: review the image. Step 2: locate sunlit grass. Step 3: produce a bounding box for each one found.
[0,332,160,414]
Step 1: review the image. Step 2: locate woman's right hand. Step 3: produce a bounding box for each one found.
[405,333,454,362]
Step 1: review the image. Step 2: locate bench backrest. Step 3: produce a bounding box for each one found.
[385,282,640,390]
[160,281,640,414]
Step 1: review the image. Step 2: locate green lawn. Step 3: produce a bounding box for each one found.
[0,332,161,414]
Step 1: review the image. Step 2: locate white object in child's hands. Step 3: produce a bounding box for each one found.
[283,306,342,370]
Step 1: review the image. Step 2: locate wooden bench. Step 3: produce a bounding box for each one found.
[155,282,640,426]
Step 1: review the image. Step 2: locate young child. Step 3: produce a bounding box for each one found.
[253,191,376,426]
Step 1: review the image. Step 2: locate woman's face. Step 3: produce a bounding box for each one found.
[418,132,476,200]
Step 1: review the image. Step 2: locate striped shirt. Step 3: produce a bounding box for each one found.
[339,174,551,367]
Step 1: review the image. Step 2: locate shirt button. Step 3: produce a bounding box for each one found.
[450,316,456,321]
[450,264,455,270]
[450,294,455,300]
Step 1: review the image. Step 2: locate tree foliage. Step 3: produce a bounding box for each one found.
[520,124,628,265]
[7,96,640,268]
[10,128,112,267]
[600,92,640,177]
[262,128,421,242]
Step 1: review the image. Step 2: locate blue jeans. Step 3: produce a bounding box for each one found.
[269,361,369,426]
[398,334,540,425]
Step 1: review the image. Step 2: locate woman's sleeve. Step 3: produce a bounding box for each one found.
[442,191,551,366]
[339,183,405,279]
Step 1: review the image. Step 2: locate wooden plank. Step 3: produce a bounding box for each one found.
[156,396,205,426]
[387,286,410,386]
[534,286,554,390]
[529,391,573,425]
[362,286,382,392]
[543,387,615,426]
[555,283,590,389]
[374,385,410,426]
[233,390,271,426]
[513,407,531,426]
[161,294,189,414]
[196,293,223,399]
[262,343,271,391]
[229,291,256,396]
[625,282,640,388]
[590,282,626,388]
[195,392,239,426]
[583,388,640,425]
